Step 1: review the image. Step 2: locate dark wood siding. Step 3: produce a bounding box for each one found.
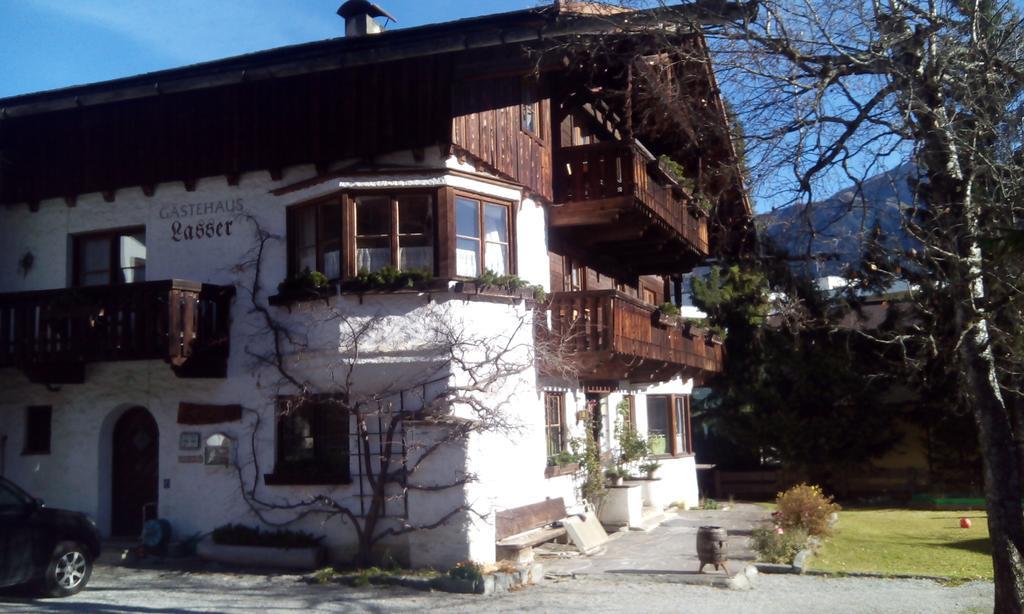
[0,56,454,206]
[451,76,553,202]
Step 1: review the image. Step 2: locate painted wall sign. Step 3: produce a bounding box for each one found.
[162,198,244,242]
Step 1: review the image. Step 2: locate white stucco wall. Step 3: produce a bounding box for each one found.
[0,152,700,566]
[0,156,554,568]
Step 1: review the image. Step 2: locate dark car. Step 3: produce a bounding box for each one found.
[0,477,101,597]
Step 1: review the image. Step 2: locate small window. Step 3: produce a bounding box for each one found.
[642,287,658,305]
[564,257,585,292]
[23,406,51,455]
[647,396,670,443]
[288,201,343,280]
[73,228,146,287]
[521,81,540,137]
[545,392,566,461]
[647,395,691,455]
[274,397,350,480]
[675,396,689,455]
[455,196,511,277]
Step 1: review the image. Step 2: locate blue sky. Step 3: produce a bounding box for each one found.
[0,1,537,98]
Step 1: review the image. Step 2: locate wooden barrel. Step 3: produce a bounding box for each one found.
[696,525,728,566]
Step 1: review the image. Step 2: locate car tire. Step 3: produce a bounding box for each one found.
[42,541,92,597]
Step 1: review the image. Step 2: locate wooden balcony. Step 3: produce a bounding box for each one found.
[551,142,710,278]
[0,280,235,383]
[542,290,722,384]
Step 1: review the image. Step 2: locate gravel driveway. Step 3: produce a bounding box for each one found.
[0,564,993,613]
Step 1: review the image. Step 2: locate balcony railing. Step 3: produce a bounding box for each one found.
[543,290,722,382]
[553,141,709,254]
[0,280,234,382]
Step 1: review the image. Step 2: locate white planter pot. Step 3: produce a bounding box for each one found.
[598,485,643,529]
[197,537,324,570]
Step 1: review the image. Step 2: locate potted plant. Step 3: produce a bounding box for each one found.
[548,450,577,467]
[654,302,680,326]
[640,461,662,479]
[341,266,433,292]
[605,466,627,487]
[682,318,705,337]
[272,268,332,304]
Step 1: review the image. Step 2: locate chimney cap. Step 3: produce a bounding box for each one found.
[336,0,397,22]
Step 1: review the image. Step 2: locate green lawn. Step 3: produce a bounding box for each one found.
[809,509,993,581]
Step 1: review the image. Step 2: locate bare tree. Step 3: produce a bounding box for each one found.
[540,1,1024,608]
[220,218,560,567]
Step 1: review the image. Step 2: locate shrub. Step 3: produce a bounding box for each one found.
[774,483,841,537]
[447,560,484,583]
[699,497,719,510]
[211,524,321,548]
[750,525,809,564]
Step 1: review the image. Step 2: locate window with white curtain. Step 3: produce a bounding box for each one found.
[455,195,510,277]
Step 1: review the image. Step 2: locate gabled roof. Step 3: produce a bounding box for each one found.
[0,1,754,118]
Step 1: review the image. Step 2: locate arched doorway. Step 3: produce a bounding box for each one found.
[111,407,159,537]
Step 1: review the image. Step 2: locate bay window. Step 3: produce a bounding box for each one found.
[283,188,511,286]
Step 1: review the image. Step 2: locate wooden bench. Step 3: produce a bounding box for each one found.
[495,498,570,563]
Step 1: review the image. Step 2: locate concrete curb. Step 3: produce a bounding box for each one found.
[306,563,545,595]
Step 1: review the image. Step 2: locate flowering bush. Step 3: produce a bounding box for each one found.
[774,483,840,537]
[750,525,809,564]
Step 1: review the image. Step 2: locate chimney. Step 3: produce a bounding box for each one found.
[337,0,396,37]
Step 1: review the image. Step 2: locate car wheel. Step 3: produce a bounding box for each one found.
[42,541,92,597]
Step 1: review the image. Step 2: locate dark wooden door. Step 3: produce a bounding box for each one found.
[111,407,159,537]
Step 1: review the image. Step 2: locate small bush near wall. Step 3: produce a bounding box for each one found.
[750,526,809,564]
[775,483,841,537]
[211,524,321,549]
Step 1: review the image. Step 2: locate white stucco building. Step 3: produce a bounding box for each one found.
[0,1,751,567]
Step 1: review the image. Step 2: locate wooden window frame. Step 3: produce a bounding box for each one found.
[265,396,351,486]
[520,79,545,144]
[71,226,146,288]
[286,197,345,280]
[563,256,585,292]
[451,190,515,279]
[647,394,693,457]
[286,190,440,281]
[544,392,567,461]
[351,192,437,275]
[23,405,52,456]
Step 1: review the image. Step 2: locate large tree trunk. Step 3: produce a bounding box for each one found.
[951,177,1024,611]
[959,320,1024,612]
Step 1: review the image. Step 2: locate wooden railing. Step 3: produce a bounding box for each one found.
[0,280,234,379]
[553,142,709,253]
[544,290,723,375]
